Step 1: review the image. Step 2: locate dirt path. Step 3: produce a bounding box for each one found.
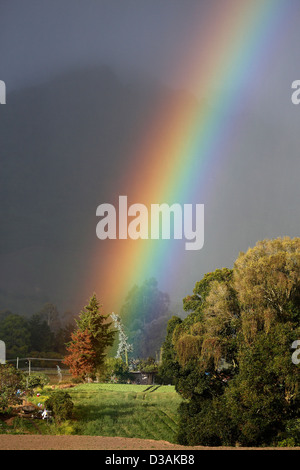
[0,435,297,450]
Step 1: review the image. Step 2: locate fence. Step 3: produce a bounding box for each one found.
[6,357,71,383]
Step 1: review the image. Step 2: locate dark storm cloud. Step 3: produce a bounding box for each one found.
[0,0,207,91]
[0,0,300,316]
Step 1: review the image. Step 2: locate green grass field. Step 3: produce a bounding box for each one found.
[68,383,182,443]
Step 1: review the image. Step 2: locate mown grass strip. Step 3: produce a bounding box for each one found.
[66,383,182,441]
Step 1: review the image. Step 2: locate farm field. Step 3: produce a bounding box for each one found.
[1,383,299,450]
[68,383,183,443]
[0,383,183,444]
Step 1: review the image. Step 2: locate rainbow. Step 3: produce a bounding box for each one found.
[85,0,289,319]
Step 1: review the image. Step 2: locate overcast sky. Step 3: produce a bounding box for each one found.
[1,1,297,91]
[0,0,206,92]
[0,1,300,315]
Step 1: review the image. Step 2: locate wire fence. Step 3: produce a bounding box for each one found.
[5,357,71,383]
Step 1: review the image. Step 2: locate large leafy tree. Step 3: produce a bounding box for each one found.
[226,237,300,445]
[162,237,300,446]
[28,313,55,352]
[174,267,237,372]
[0,314,31,358]
[37,303,61,332]
[234,237,300,341]
[119,278,172,358]
[157,316,182,384]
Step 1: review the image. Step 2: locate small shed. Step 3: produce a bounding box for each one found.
[130,371,156,385]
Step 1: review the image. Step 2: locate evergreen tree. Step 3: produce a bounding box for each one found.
[73,294,115,373]
[63,329,96,380]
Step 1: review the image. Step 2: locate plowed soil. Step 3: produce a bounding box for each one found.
[0,434,297,450]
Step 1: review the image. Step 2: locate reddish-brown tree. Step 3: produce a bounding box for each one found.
[63,329,96,380]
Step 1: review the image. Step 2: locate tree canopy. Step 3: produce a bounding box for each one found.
[0,308,75,359]
[160,237,300,446]
[119,278,172,359]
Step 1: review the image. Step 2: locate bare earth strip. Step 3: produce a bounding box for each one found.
[0,435,298,450]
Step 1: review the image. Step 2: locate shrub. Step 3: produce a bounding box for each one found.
[26,372,50,389]
[0,364,25,411]
[45,390,74,422]
[102,358,133,384]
